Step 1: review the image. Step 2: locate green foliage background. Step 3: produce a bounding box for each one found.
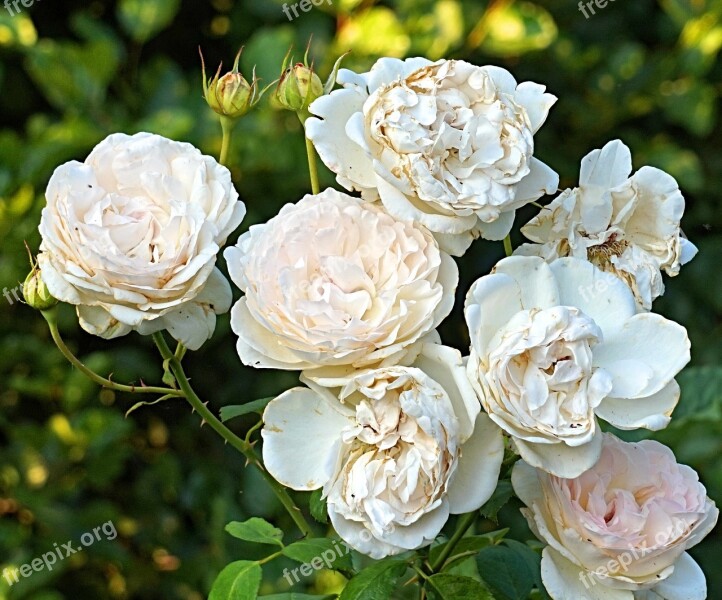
[0,0,720,598]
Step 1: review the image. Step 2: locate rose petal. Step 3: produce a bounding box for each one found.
[262,387,352,490]
[549,257,637,337]
[492,255,561,310]
[307,88,377,192]
[465,272,524,358]
[651,553,707,600]
[513,158,560,205]
[541,547,634,600]
[230,299,315,370]
[447,413,504,513]
[412,343,480,441]
[514,82,557,133]
[595,379,680,431]
[593,313,690,398]
[579,139,633,189]
[475,210,516,241]
[513,426,603,478]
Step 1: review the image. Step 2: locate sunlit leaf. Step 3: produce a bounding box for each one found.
[225,518,284,546]
[0,13,36,48]
[117,0,181,43]
[339,559,407,600]
[471,1,557,56]
[426,573,494,600]
[336,8,410,58]
[209,560,262,600]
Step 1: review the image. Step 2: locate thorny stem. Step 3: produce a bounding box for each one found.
[151,331,314,538]
[42,309,183,397]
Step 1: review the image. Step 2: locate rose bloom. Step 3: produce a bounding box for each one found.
[262,344,504,558]
[306,58,559,256]
[512,434,719,600]
[38,132,246,350]
[515,140,698,309]
[465,255,690,478]
[224,188,458,378]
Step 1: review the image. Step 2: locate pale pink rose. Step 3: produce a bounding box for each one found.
[512,434,719,600]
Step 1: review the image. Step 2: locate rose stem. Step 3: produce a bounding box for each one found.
[503,234,513,257]
[150,331,314,538]
[305,136,320,195]
[429,511,478,572]
[42,309,183,397]
[219,116,235,167]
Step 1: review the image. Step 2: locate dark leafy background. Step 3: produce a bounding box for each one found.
[0,0,720,598]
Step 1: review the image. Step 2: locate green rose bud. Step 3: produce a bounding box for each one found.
[23,266,57,311]
[276,63,324,113]
[200,47,262,119]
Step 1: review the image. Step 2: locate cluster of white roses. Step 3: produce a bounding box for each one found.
[37,57,716,600]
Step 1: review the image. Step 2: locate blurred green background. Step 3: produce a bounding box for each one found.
[0,0,720,598]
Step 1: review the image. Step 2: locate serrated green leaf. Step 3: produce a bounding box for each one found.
[225,518,284,546]
[426,573,494,600]
[260,595,336,600]
[480,479,514,523]
[220,397,274,422]
[476,544,535,600]
[209,560,262,600]
[673,367,722,421]
[283,538,353,571]
[309,488,329,524]
[502,540,547,599]
[258,592,336,600]
[339,559,407,600]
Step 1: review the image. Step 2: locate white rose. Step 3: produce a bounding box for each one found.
[224,188,458,378]
[515,140,698,309]
[465,255,690,478]
[38,132,246,350]
[306,58,559,256]
[512,433,719,600]
[262,344,504,558]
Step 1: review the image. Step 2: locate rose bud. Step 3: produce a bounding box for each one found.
[276,62,324,113]
[23,266,57,311]
[200,47,261,119]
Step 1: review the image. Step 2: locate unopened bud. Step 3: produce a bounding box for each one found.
[200,47,262,119]
[23,266,57,311]
[277,63,323,113]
